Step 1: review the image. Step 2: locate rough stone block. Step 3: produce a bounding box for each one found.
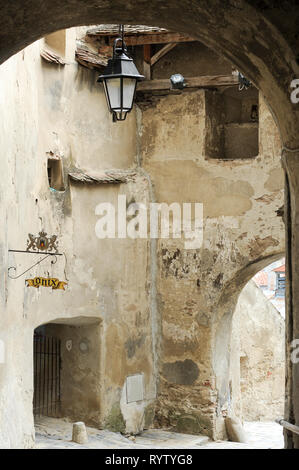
[225,416,248,443]
[72,422,88,444]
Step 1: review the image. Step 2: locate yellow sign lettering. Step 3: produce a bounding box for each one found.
[25,277,67,290]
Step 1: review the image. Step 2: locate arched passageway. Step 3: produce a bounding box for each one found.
[236,258,285,422]
[0,1,298,148]
[213,253,284,425]
[224,258,286,433]
[0,0,299,449]
[212,256,287,447]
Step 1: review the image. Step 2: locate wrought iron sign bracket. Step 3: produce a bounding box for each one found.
[8,231,63,280]
[8,249,63,256]
[8,252,63,280]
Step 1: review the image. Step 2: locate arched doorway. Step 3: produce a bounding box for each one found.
[33,317,102,428]
[213,253,285,434]
[229,257,286,446]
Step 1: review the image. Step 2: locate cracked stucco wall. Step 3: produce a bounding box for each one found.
[138,53,284,437]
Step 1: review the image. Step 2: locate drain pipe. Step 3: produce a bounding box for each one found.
[135,106,161,400]
[276,418,299,435]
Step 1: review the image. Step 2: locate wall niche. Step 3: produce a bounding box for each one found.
[47,155,65,191]
[205,86,259,160]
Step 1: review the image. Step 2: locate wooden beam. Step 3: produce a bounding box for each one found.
[143,44,151,63]
[150,43,178,67]
[143,44,151,80]
[137,75,239,92]
[87,25,169,37]
[108,32,195,46]
[276,419,299,436]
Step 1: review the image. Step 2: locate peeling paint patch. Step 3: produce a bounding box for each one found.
[264,168,284,192]
[214,273,224,289]
[162,359,199,385]
[255,193,279,204]
[161,248,201,279]
[249,236,280,258]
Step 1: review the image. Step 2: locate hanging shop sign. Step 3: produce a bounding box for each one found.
[8,230,65,282]
[8,231,68,289]
[26,277,67,290]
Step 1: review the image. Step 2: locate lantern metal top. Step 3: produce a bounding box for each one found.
[97,38,144,83]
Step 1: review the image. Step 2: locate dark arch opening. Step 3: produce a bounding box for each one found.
[33,317,102,432]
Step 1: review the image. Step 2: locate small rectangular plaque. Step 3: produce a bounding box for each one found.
[126,374,144,403]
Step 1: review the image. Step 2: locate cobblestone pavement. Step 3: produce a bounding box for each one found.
[34,417,284,449]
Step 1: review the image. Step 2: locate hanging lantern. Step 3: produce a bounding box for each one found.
[97,26,144,122]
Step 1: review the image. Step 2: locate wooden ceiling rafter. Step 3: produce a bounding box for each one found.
[75,25,239,94]
[137,75,239,92]
[150,43,178,67]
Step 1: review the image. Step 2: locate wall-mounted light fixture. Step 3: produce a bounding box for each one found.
[97,25,144,122]
[238,71,251,91]
[170,73,186,90]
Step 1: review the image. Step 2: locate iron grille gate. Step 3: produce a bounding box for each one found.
[33,333,61,417]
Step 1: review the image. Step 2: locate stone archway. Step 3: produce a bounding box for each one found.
[1,0,299,448]
[0,1,298,147]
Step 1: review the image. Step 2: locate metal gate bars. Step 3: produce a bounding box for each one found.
[33,333,61,417]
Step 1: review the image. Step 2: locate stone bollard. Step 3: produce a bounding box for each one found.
[225,416,248,443]
[72,422,88,444]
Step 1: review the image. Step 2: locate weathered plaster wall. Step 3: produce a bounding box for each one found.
[230,280,285,422]
[138,45,285,438]
[0,26,285,448]
[0,29,155,448]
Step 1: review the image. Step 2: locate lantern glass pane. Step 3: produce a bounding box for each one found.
[105,78,121,110]
[123,78,137,110]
